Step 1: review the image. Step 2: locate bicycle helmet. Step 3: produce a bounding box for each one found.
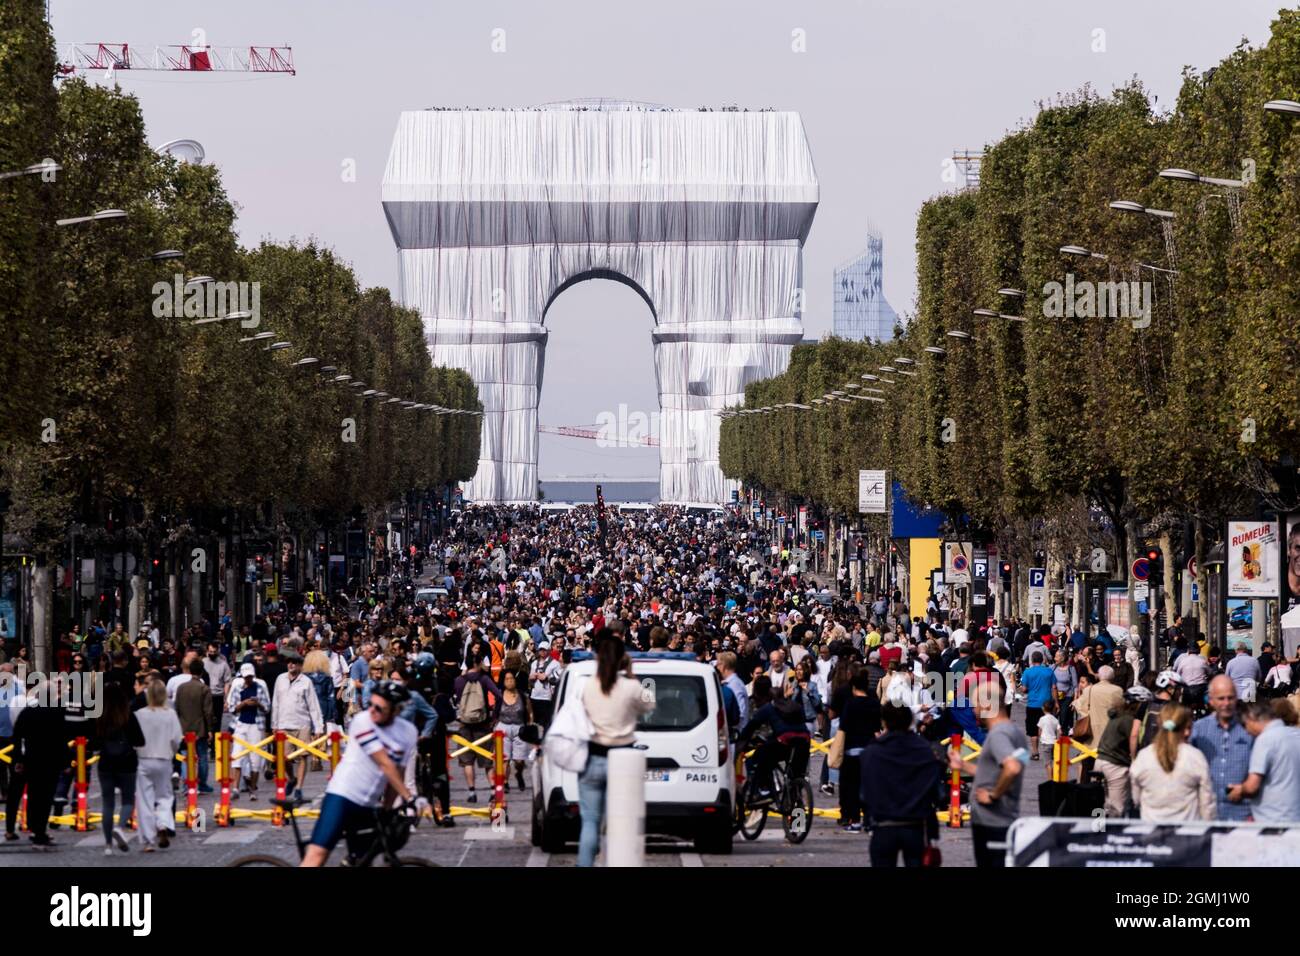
[1155,670,1184,690]
[1123,685,1154,704]
[370,679,411,707]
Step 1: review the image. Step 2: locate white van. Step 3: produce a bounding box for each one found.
[529,652,735,854]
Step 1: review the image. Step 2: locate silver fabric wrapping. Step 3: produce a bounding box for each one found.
[383,104,818,503]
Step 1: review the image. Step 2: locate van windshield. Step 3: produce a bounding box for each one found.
[559,674,708,732]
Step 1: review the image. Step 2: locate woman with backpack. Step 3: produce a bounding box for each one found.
[577,630,655,867]
[94,683,144,856]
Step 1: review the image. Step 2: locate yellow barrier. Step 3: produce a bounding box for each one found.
[0,743,10,764]
[449,732,495,761]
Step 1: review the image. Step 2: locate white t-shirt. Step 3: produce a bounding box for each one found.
[327,711,418,806]
[1037,713,1061,746]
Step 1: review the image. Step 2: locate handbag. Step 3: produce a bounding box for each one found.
[1072,713,1091,742]
[544,682,594,773]
[826,729,846,770]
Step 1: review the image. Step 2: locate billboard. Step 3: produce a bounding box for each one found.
[1285,513,1300,612]
[858,470,887,514]
[1227,520,1279,599]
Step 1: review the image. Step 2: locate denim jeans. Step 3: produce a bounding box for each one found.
[577,754,608,867]
[98,767,136,846]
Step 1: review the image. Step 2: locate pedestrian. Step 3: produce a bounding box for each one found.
[1225,644,1261,703]
[173,657,214,793]
[527,642,561,728]
[1018,651,1055,760]
[1130,704,1215,822]
[94,683,144,856]
[135,679,182,851]
[226,663,270,800]
[1188,675,1252,821]
[1051,650,1078,733]
[452,654,501,804]
[270,651,324,803]
[10,679,68,848]
[496,669,532,791]
[861,702,943,867]
[950,679,1026,867]
[837,668,882,831]
[1227,700,1300,823]
[1093,686,1151,819]
[303,649,338,770]
[577,631,655,867]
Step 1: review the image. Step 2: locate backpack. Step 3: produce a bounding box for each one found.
[457,678,488,724]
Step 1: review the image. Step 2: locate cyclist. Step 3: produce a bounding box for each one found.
[737,675,811,802]
[300,680,421,867]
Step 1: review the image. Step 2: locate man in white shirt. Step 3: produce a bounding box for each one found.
[271,651,323,803]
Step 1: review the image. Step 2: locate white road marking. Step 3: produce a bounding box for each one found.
[679,852,704,867]
[203,830,261,845]
[526,847,548,867]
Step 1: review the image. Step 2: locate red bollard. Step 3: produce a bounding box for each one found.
[74,737,91,832]
[948,733,963,829]
[273,731,287,826]
[328,731,342,779]
[184,732,200,829]
[18,786,28,832]
[492,730,506,824]
[216,731,232,827]
[1058,733,1072,784]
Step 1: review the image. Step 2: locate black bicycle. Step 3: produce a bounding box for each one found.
[733,745,815,845]
[228,797,437,867]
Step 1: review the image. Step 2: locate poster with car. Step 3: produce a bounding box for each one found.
[1226,520,1278,599]
[1225,599,1254,652]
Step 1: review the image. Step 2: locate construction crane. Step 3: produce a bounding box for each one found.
[539,425,659,447]
[56,43,295,77]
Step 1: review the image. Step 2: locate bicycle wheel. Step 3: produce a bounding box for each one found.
[227,854,293,867]
[782,778,815,845]
[736,784,767,840]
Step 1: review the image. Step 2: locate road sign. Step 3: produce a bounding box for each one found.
[1187,556,1197,577]
[1191,582,1199,603]
[811,530,825,541]
[953,554,969,574]
[1066,569,1075,586]
[1134,582,1150,601]
[973,560,987,579]
[1028,567,1046,615]
[1137,600,1149,614]
[1132,557,1150,581]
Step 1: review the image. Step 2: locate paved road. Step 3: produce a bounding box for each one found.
[0,709,1057,867]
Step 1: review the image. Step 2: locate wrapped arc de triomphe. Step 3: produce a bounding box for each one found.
[381,100,819,504]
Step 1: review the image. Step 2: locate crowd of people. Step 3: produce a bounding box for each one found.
[2,502,1300,867]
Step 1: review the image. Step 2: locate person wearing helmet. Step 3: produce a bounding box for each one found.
[1138,671,1190,749]
[301,679,420,867]
[1093,685,1152,819]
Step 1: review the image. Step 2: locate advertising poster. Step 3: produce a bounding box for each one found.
[1285,513,1300,612]
[944,541,971,585]
[1227,520,1278,599]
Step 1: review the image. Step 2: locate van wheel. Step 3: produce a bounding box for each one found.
[694,824,733,856]
[539,812,566,854]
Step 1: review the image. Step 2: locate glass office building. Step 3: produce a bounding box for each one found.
[832,229,899,343]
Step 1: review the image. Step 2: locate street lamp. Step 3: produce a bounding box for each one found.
[1060,244,1108,261]
[975,307,1026,322]
[1109,199,1174,220]
[55,207,126,227]
[291,357,319,367]
[0,160,61,181]
[946,329,973,341]
[1264,99,1300,117]
[923,345,947,356]
[149,249,184,262]
[997,287,1024,299]
[1159,167,1244,189]
[264,341,291,351]
[240,331,275,343]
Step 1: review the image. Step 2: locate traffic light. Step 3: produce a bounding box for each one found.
[1000,561,1012,583]
[1146,547,1164,606]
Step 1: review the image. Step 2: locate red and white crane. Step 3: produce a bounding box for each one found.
[56,43,295,77]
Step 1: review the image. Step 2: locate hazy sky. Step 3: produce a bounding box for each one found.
[52,0,1285,477]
